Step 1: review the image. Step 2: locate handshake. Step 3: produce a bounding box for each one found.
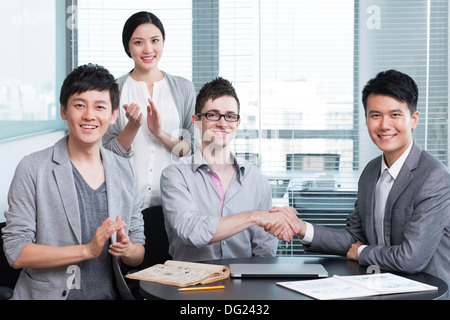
[260,205,363,261]
[257,206,307,243]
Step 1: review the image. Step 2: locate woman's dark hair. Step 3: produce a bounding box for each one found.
[362,69,418,115]
[122,11,166,58]
[59,63,119,112]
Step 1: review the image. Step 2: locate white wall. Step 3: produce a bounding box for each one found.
[0,130,66,222]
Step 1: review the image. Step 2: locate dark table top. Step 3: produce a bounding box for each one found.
[139,256,448,300]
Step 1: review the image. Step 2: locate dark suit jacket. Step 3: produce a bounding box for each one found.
[305,142,450,285]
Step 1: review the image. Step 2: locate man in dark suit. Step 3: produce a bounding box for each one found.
[268,70,450,287]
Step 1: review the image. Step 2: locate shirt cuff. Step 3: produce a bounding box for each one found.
[300,222,314,244]
[357,244,367,257]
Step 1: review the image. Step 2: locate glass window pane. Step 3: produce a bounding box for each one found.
[0,0,66,140]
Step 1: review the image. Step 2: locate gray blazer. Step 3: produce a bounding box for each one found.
[305,142,450,285]
[2,137,145,300]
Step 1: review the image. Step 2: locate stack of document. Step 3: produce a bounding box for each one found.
[277,273,437,300]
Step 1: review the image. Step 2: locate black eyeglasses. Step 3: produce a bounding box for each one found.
[196,112,240,122]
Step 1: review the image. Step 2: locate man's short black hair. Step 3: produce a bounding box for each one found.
[59,63,119,112]
[362,69,418,115]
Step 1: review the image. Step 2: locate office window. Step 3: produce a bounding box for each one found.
[75,0,448,256]
[75,0,192,80]
[0,0,68,140]
[357,0,448,165]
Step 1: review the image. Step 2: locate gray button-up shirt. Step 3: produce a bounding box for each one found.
[160,151,278,262]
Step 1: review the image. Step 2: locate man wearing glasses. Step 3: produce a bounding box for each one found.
[160,77,291,262]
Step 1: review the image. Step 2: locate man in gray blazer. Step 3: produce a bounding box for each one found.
[2,64,145,300]
[268,70,450,288]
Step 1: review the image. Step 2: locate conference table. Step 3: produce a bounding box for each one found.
[139,256,448,300]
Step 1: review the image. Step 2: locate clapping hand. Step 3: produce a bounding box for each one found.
[86,217,126,259]
[108,215,134,259]
[146,98,162,138]
[123,103,143,128]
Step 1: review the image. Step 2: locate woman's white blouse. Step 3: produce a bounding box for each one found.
[119,75,181,208]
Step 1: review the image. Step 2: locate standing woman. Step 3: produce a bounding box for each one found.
[103,12,197,265]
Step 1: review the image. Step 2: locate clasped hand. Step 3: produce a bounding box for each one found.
[263,206,363,261]
[261,206,306,242]
[86,215,133,259]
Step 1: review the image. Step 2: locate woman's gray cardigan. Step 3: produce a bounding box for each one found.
[102,71,198,157]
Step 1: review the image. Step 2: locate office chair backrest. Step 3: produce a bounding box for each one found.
[0,222,21,297]
[140,207,172,269]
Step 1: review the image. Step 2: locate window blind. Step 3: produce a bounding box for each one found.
[222,0,358,256]
[75,0,448,256]
[356,0,448,166]
[76,0,193,79]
